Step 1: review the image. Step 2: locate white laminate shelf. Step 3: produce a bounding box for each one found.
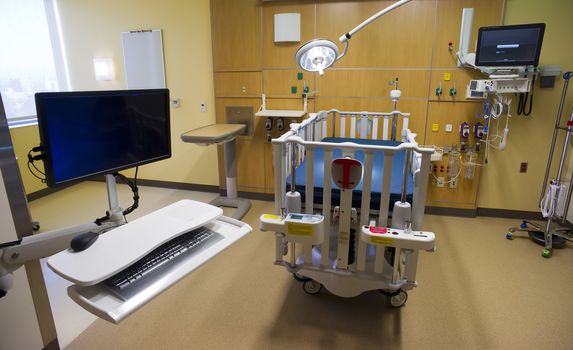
[255,109,306,118]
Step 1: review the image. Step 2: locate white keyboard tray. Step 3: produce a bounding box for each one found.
[65,215,250,324]
[48,199,223,286]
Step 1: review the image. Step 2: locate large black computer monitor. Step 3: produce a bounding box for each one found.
[475,23,545,67]
[35,89,171,187]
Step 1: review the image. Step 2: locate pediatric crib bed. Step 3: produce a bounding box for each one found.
[286,137,414,212]
[280,109,424,221]
[265,109,435,306]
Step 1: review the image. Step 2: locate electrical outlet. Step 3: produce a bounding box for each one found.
[199,102,206,112]
[449,178,458,188]
[437,177,445,187]
[520,162,528,173]
[445,124,453,132]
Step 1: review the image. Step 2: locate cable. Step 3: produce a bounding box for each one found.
[517,75,535,116]
[26,148,46,183]
[114,168,140,218]
[489,94,504,119]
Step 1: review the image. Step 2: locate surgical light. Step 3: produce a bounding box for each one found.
[294,0,412,75]
[295,39,339,76]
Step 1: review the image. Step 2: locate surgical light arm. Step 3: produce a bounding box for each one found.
[338,0,411,44]
[295,0,412,74]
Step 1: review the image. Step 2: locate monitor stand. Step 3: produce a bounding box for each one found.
[103,174,127,223]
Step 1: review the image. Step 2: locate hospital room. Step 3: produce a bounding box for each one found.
[1,0,573,349]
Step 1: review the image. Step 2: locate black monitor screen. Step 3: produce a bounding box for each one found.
[36,89,171,187]
[475,23,545,67]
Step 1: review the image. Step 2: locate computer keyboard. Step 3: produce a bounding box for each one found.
[104,226,223,300]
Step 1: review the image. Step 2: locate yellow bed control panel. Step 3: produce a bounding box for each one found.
[260,213,324,245]
[360,226,436,251]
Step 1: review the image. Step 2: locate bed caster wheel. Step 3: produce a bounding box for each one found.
[542,249,552,258]
[388,290,408,308]
[506,232,513,240]
[293,272,311,283]
[302,280,322,295]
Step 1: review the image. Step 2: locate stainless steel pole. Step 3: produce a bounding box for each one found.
[540,72,573,201]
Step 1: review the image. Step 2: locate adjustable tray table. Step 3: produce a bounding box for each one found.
[181,124,251,220]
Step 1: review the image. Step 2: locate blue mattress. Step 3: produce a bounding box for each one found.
[285,137,414,211]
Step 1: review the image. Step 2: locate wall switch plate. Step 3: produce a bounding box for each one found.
[432,123,439,132]
[444,72,451,81]
[520,162,528,173]
[172,98,180,108]
[445,124,453,132]
[437,177,445,187]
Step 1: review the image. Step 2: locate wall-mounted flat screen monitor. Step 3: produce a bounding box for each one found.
[36,89,171,187]
[475,23,545,67]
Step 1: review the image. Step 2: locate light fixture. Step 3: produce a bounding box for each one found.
[93,57,115,81]
[295,0,412,75]
[295,39,340,76]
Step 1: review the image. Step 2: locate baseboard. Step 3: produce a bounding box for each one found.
[134,178,220,193]
[425,206,477,217]
[477,207,543,220]
[120,179,275,201]
[27,184,74,202]
[425,206,544,220]
[27,177,276,203]
[26,180,551,220]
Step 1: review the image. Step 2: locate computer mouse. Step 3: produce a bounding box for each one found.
[70,232,99,252]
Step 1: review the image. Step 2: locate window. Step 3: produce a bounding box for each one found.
[0,0,69,126]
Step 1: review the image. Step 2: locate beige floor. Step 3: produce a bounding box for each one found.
[30,182,573,350]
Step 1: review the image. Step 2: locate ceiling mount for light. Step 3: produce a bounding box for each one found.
[295,0,412,75]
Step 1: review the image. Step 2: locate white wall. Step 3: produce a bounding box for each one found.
[0,169,44,350]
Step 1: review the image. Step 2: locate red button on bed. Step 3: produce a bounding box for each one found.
[370,227,387,234]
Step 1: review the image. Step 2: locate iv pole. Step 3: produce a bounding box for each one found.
[537,71,573,258]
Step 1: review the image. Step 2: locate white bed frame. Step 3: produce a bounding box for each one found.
[268,109,435,303]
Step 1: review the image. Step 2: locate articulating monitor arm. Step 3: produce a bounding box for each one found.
[0,218,124,298]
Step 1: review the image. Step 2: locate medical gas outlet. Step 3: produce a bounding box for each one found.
[260,213,324,245]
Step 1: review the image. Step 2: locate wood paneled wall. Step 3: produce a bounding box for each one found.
[211,0,503,209]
